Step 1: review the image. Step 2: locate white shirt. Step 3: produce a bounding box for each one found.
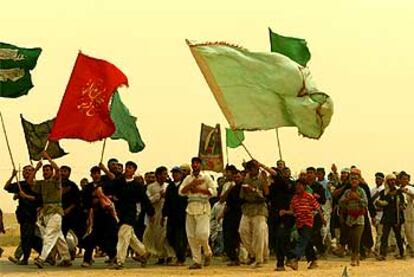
[371,185,384,221]
[403,185,414,222]
[179,172,217,215]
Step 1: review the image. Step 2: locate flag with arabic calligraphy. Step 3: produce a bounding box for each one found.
[0,42,42,98]
[49,53,128,142]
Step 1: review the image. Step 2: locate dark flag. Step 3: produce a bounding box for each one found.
[198,123,224,172]
[20,114,67,161]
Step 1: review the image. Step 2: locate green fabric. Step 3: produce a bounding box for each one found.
[20,114,67,161]
[226,128,244,148]
[0,42,41,98]
[33,179,63,216]
[110,91,145,153]
[188,42,333,139]
[269,28,311,67]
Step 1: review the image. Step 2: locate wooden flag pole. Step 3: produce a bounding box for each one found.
[0,112,17,170]
[275,128,283,161]
[100,138,107,164]
[231,128,254,160]
[225,146,229,165]
[240,142,254,160]
[16,164,22,192]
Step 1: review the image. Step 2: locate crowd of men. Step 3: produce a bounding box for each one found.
[1,151,414,271]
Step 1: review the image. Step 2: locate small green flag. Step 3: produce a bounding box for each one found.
[20,115,67,161]
[0,42,42,98]
[269,28,311,67]
[226,128,244,148]
[110,91,145,153]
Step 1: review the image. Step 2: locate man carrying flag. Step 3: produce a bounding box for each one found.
[29,151,72,268]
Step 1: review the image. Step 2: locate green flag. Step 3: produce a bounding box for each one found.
[187,40,333,139]
[110,91,145,153]
[269,28,311,67]
[20,115,67,161]
[0,42,42,98]
[226,128,244,148]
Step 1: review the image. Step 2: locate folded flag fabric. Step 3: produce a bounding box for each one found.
[110,91,145,153]
[226,128,245,148]
[0,42,42,98]
[49,52,128,142]
[269,28,311,67]
[187,40,333,139]
[20,114,67,161]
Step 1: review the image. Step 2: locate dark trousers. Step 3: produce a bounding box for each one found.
[311,214,326,254]
[380,223,404,257]
[339,216,349,246]
[83,213,118,263]
[275,222,293,267]
[346,224,364,256]
[360,215,374,256]
[166,219,187,263]
[20,221,42,261]
[292,226,316,262]
[223,212,241,262]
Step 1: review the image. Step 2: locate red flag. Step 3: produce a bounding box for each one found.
[49,53,128,142]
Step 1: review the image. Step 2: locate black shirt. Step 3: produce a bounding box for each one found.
[379,189,405,225]
[62,179,80,217]
[310,182,327,205]
[114,177,155,226]
[269,175,296,225]
[224,183,243,217]
[162,180,187,224]
[5,181,41,224]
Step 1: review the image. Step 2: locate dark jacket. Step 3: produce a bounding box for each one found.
[162,180,187,225]
[115,178,155,226]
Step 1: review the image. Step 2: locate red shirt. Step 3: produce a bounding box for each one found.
[290,192,320,228]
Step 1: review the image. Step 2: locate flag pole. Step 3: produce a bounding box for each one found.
[240,142,254,160]
[100,138,107,164]
[231,128,254,160]
[275,128,283,161]
[225,146,229,165]
[17,164,22,192]
[0,112,16,170]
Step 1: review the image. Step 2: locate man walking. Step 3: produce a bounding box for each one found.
[179,157,217,269]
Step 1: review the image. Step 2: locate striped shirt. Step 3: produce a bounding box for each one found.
[290,192,320,228]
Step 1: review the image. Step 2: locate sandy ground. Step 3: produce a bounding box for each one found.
[1,246,414,277]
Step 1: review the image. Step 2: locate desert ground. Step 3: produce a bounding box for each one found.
[2,213,414,277]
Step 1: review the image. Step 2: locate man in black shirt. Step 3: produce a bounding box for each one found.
[4,166,42,265]
[99,158,121,264]
[113,161,155,269]
[306,167,327,263]
[221,168,243,266]
[269,167,296,271]
[162,166,188,265]
[81,166,117,267]
[60,166,81,237]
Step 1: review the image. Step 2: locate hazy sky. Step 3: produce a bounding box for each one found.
[1,0,414,212]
